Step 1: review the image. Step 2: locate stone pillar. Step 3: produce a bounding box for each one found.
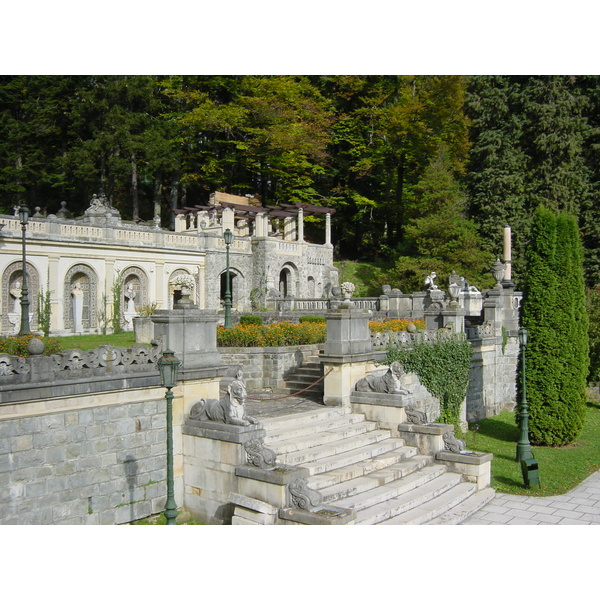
[152,305,230,513]
[175,213,187,232]
[502,224,513,286]
[321,307,378,407]
[325,212,331,246]
[283,216,296,241]
[222,207,235,233]
[297,207,304,242]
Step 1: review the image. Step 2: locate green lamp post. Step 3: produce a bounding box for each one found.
[157,348,181,524]
[224,228,233,328]
[18,204,31,336]
[517,327,540,488]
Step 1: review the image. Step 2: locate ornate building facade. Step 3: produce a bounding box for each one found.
[0,192,337,335]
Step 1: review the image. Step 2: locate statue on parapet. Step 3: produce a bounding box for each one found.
[424,271,438,291]
[189,369,259,426]
[355,361,410,395]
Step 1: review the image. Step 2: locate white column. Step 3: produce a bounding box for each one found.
[297,207,304,242]
[325,212,331,246]
[503,225,512,282]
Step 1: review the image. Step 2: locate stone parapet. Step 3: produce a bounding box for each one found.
[435,450,493,490]
[396,422,454,455]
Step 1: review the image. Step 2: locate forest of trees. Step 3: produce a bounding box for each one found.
[2,75,600,294]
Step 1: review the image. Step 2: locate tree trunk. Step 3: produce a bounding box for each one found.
[153,175,162,223]
[131,153,139,221]
[170,172,179,230]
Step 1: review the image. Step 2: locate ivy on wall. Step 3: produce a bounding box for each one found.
[384,334,473,425]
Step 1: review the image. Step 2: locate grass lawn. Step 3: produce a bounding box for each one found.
[460,401,600,496]
[334,260,393,297]
[58,332,137,351]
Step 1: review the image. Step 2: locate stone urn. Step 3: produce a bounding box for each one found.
[448,282,461,307]
[491,259,505,289]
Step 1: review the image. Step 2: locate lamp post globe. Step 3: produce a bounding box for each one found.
[157,348,181,525]
[18,204,31,336]
[224,228,233,328]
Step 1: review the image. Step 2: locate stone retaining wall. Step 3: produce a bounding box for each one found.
[0,388,168,525]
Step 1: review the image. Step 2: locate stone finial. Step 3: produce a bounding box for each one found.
[244,439,277,469]
[405,405,428,425]
[289,478,323,511]
[443,431,466,453]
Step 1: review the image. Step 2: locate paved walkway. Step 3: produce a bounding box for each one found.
[461,470,600,525]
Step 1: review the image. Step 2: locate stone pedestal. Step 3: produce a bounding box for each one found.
[321,307,376,407]
[435,450,493,490]
[396,422,454,455]
[350,390,414,432]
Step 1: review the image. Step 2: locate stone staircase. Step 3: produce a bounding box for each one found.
[280,358,324,400]
[260,406,495,525]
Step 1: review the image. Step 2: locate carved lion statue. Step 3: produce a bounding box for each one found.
[355,361,409,395]
[189,370,258,427]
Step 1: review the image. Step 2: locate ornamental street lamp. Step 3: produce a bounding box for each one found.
[224,228,233,328]
[157,348,182,525]
[18,204,31,336]
[516,327,540,488]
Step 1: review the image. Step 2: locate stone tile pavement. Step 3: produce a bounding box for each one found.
[461,469,600,525]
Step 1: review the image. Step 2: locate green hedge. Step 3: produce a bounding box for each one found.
[521,206,589,445]
[239,314,264,326]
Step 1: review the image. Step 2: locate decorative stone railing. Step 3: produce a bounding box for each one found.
[0,343,161,384]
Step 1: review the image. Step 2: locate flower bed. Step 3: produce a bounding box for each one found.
[217,321,326,347]
[369,319,425,333]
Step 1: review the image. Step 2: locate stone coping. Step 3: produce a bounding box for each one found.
[320,352,384,364]
[182,419,265,443]
[435,450,493,465]
[351,391,414,408]
[235,463,309,485]
[0,371,162,404]
[397,422,454,435]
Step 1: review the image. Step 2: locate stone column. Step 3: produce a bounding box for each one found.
[222,207,235,233]
[325,212,331,246]
[503,225,513,285]
[297,207,304,242]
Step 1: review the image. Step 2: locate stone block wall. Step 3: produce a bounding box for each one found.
[0,391,168,525]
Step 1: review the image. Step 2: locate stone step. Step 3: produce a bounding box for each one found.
[267,420,379,455]
[283,374,323,385]
[426,487,496,525]
[380,481,478,525]
[294,437,406,475]
[278,429,395,467]
[316,452,432,503]
[351,471,463,524]
[263,412,367,445]
[261,406,351,433]
[309,450,427,491]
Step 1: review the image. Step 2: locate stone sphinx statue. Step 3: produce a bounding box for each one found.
[189,369,259,427]
[355,361,410,395]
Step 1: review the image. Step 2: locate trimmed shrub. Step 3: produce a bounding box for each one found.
[521,206,589,445]
[299,315,327,324]
[239,314,263,326]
